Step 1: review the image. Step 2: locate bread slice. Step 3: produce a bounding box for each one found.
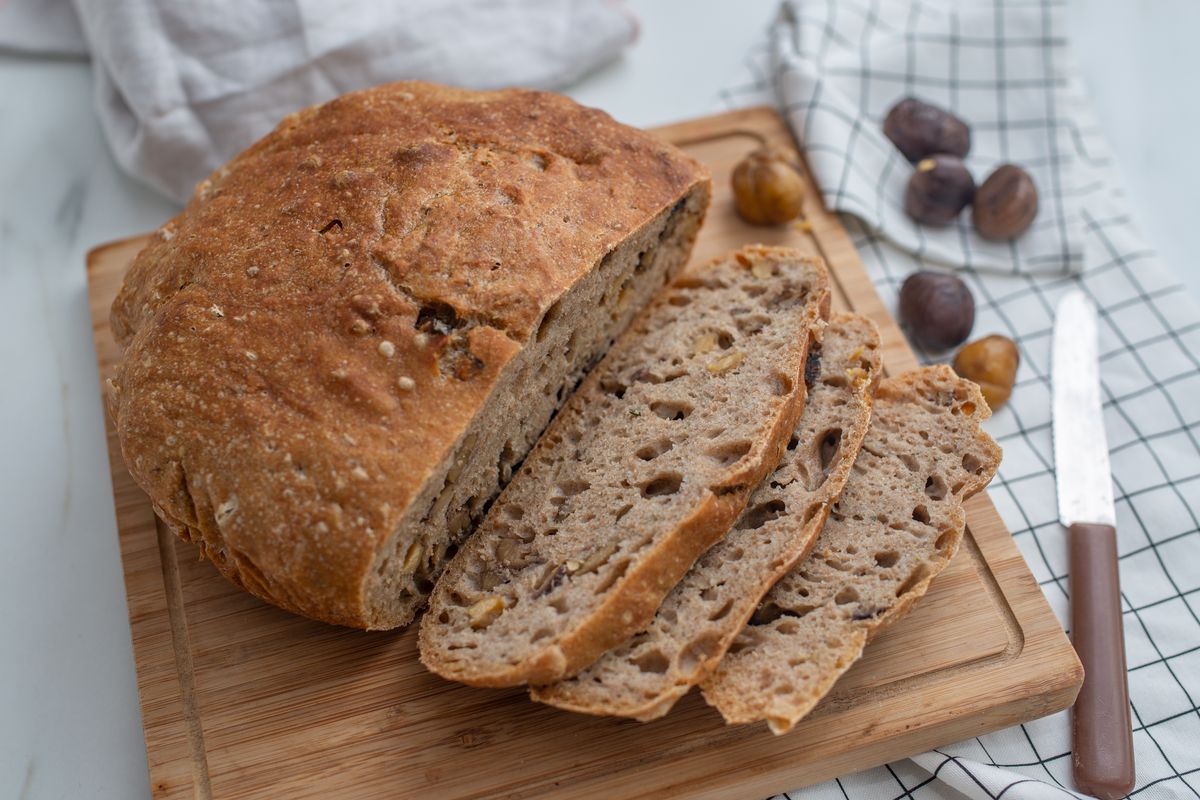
[700,366,1001,733]
[419,246,831,687]
[530,313,881,719]
[108,81,710,629]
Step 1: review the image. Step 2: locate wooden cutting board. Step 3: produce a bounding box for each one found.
[88,107,1082,800]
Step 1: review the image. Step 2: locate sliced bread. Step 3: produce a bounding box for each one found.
[108,81,709,629]
[701,366,1001,733]
[531,312,882,720]
[418,246,831,687]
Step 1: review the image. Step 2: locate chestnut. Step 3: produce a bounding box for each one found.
[973,164,1038,241]
[898,271,975,352]
[883,97,971,162]
[953,335,1020,410]
[731,147,806,225]
[905,156,975,226]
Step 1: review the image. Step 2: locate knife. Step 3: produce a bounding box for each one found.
[1053,290,1135,799]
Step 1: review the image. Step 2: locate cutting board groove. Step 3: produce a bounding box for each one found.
[88,107,1081,800]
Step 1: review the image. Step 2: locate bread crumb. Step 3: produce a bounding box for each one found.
[209,304,224,318]
[351,319,370,334]
[413,333,430,348]
[246,266,259,277]
[245,351,258,361]
[397,376,416,391]
[351,465,370,481]
[378,340,396,357]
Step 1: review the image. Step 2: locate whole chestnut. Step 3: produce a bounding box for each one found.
[972,164,1038,241]
[905,155,976,226]
[731,147,806,225]
[953,335,1020,410]
[883,97,971,162]
[898,271,975,352]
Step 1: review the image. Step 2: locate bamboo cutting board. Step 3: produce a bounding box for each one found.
[88,107,1082,800]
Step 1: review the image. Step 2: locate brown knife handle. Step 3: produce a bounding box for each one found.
[1070,522,1135,799]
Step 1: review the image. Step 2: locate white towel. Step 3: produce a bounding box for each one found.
[0,0,636,202]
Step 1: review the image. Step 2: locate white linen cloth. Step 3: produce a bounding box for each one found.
[717,0,1200,797]
[0,0,636,202]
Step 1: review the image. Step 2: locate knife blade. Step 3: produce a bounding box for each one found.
[1053,290,1115,527]
[1052,289,1135,799]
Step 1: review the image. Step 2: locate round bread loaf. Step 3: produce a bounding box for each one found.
[108,81,710,629]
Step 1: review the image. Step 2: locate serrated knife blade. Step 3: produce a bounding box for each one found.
[1052,290,1115,526]
[1053,289,1134,799]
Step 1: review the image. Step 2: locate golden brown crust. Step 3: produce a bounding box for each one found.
[109,81,708,627]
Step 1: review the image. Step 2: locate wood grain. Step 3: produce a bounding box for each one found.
[88,106,1082,800]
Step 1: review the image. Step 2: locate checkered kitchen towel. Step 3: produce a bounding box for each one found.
[719,1,1200,798]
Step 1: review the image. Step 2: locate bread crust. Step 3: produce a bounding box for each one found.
[108,81,707,628]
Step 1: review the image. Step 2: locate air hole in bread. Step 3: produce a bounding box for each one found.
[896,564,931,597]
[318,219,343,235]
[935,529,955,550]
[536,299,562,342]
[818,428,843,471]
[912,505,930,525]
[822,374,848,388]
[739,499,786,531]
[600,377,628,399]
[898,453,920,473]
[531,627,553,643]
[750,602,787,626]
[773,372,794,397]
[502,505,524,521]
[679,632,722,672]
[874,550,899,568]
[556,479,589,498]
[641,473,682,498]
[960,401,976,416]
[438,610,450,624]
[786,434,801,452]
[925,475,948,501]
[708,439,752,468]
[835,587,859,605]
[962,452,984,474]
[668,293,691,307]
[636,439,673,461]
[951,480,965,495]
[716,330,735,350]
[613,503,633,523]
[550,597,569,614]
[650,400,692,420]
[776,619,803,634]
[708,599,734,621]
[632,649,670,674]
[706,427,726,439]
[415,300,461,336]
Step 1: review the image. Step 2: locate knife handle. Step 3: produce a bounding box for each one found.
[1070,522,1135,799]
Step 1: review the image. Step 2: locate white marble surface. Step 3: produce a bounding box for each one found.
[1,2,1197,798]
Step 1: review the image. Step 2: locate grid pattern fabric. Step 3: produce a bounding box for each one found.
[716,1,1200,798]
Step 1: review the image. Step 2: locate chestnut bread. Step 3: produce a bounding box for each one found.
[419,246,831,687]
[700,366,1001,733]
[108,81,710,629]
[531,313,881,720]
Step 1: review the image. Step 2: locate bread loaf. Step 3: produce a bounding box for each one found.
[419,246,831,686]
[700,366,1001,733]
[108,81,710,629]
[531,313,880,719]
